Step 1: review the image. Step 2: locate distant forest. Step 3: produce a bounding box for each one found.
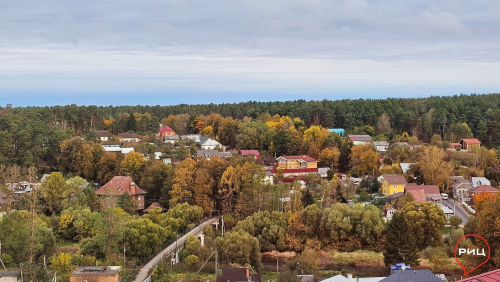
[1,93,500,167]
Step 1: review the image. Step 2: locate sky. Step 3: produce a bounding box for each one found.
[1,0,500,106]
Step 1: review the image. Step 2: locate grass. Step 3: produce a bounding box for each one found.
[262,271,277,282]
[442,226,453,235]
[329,250,384,267]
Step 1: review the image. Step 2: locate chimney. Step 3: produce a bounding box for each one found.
[130,182,136,194]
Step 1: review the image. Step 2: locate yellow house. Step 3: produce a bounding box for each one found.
[276,155,318,170]
[381,174,407,196]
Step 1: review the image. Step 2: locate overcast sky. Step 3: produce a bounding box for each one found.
[1,0,500,106]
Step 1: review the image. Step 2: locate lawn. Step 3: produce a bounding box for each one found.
[328,250,384,267]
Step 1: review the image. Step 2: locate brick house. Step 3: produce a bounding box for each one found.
[95,176,146,210]
[405,184,442,204]
[468,185,498,198]
[70,266,121,282]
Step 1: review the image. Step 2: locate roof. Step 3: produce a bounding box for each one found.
[320,274,385,282]
[385,192,404,200]
[0,271,19,278]
[407,189,427,203]
[216,268,261,282]
[95,176,146,196]
[277,155,318,162]
[328,128,345,133]
[317,167,329,177]
[458,268,500,281]
[373,141,389,146]
[71,267,121,276]
[399,163,413,174]
[239,150,261,157]
[197,150,232,159]
[95,130,110,137]
[382,175,407,185]
[440,205,454,214]
[159,126,174,134]
[202,138,222,146]
[461,138,481,144]
[144,202,167,213]
[118,133,139,138]
[470,185,498,193]
[348,135,372,142]
[471,177,491,187]
[406,184,440,195]
[379,270,443,282]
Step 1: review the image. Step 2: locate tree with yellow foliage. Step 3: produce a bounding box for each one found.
[119,151,146,183]
[350,144,380,176]
[417,146,453,189]
[318,147,340,169]
[169,158,197,208]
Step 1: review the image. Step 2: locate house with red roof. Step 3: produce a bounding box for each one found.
[460,138,481,151]
[158,126,177,141]
[458,268,500,281]
[468,185,498,198]
[238,150,261,160]
[96,176,146,210]
[405,183,442,204]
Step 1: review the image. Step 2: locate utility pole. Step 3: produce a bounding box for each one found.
[221,216,224,238]
[214,245,218,280]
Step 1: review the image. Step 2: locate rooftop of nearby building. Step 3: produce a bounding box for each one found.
[348,135,372,142]
[95,176,146,196]
[239,150,261,156]
[95,130,110,137]
[458,268,500,281]
[71,266,121,276]
[470,185,498,193]
[144,202,167,213]
[277,155,318,162]
[382,175,407,185]
[118,132,139,138]
[461,138,481,144]
[380,270,442,282]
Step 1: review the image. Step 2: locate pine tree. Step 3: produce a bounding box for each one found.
[126,113,137,132]
[383,212,420,266]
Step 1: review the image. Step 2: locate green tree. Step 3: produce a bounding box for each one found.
[41,172,69,214]
[402,202,446,249]
[383,212,420,266]
[464,215,478,235]
[97,152,121,184]
[216,229,262,271]
[273,130,292,156]
[85,130,101,143]
[449,216,462,228]
[123,217,166,260]
[233,210,288,251]
[117,191,137,214]
[126,113,137,132]
[140,161,174,206]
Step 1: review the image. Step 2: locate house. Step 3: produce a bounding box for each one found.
[451,176,473,202]
[320,274,385,282]
[317,167,329,178]
[6,181,33,197]
[381,175,407,196]
[143,202,167,213]
[201,138,224,150]
[70,266,121,282]
[216,268,261,282]
[460,138,481,151]
[158,126,176,140]
[264,171,274,184]
[274,155,319,176]
[450,142,461,150]
[95,176,146,210]
[348,135,372,145]
[468,185,498,198]
[384,207,395,221]
[405,184,442,204]
[380,269,443,282]
[197,150,232,160]
[328,128,345,136]
[102,145,135,155]
[406,189,427,204]
[118,133,139,142]
[238,150,261,160]
[373,141,389,152]
[393,142,410,148]
[471,177,490,187]
[385,192,404,204]
[163,135,181,144]
[399,163,413,174]
[180,134,202,143]
[95,130,110,142]
[440,205,455,221]
[0,271,20,282]
[458,268,500,281]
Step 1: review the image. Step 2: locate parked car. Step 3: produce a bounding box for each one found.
[441,193,448,200]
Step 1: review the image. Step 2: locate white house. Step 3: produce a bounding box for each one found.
[471,177,491,188]
[373,141,389,152]
[95,130,110,142]
[201,138,224,150]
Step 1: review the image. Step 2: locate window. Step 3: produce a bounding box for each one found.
[138,196,141,200]
[289,166,291,169]
[393,185,396,189]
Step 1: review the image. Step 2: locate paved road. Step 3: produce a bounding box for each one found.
[133,217,219,282]
[443,199,469,225]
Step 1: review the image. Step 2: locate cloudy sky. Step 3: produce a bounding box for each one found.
[1,0,500,106]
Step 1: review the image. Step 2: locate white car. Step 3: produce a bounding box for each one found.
[441,193,448,200]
